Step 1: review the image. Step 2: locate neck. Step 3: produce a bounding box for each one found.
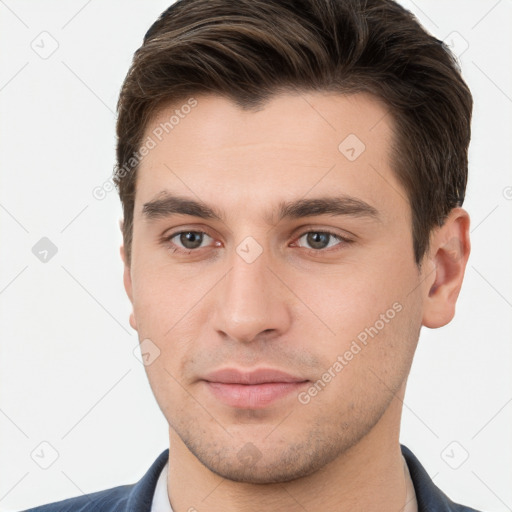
[167,387,407,512]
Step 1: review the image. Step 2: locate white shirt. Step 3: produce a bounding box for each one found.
[150,457,418,512]
[150,459,173,512]
[403,455,418,512]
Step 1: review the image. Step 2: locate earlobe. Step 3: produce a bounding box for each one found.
[422,208,471,329]
[129,312,137,331]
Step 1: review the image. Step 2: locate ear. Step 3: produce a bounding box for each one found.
[421,208,471,328]
[120,220,137,331]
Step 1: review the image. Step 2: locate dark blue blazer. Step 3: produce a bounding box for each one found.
[21,445,482,511]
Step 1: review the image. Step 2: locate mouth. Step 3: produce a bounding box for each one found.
[202,368,309,409]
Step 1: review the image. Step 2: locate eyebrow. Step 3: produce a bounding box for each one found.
[142,193,379,224]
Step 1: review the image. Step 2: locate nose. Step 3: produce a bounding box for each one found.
[211,245,292,344]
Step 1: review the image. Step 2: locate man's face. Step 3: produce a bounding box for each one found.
[125,92,427,483]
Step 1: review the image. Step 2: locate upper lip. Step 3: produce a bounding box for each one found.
[203,368,308,385]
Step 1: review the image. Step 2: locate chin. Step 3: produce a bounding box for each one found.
[180,427,361,485]
[200,456,324,484]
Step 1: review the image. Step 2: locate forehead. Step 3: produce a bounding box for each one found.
[134,91,406,224]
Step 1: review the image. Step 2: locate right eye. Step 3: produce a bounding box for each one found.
[162,230,221,254]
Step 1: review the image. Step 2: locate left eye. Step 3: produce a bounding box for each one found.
[295,231,345,251]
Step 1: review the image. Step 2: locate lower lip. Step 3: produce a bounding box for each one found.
[205,381,308,409]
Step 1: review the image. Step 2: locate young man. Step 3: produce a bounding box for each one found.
[23,0,479,510]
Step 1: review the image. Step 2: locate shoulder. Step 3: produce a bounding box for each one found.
[401,444,486,512]
[20,484,133,512]
[19,449,170,512]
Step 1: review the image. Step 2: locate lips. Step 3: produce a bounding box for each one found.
[202,368,309,409]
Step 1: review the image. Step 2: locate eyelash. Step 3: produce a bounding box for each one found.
[162,229,352,256]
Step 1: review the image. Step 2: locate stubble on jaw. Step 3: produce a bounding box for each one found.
[166,375,402,485]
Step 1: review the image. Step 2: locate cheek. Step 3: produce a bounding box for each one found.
[288,253,422,383]
[289,264,410,341]
[297,294,421,420]
[130,261,218,380]
[130,257,203,334]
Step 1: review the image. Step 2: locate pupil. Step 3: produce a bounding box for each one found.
[307,232,329,249]
[181,232,202,249]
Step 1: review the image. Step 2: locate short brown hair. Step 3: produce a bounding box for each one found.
[115,0,472,265]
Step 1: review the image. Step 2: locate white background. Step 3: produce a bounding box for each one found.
[0,1,511,511]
